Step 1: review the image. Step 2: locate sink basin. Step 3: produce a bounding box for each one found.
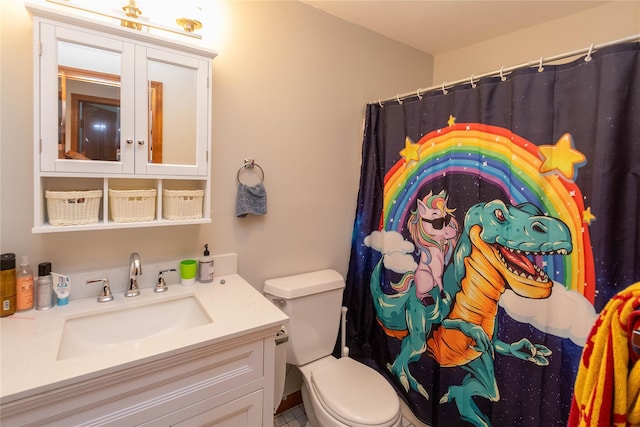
[57,296,212,360]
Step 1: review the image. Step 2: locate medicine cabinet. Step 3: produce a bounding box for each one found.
[27,2,217,232]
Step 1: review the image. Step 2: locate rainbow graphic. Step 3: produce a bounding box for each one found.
[382,121,595,302]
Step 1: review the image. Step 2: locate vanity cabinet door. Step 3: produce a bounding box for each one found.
[37,21,210,177]
[173,391,264,427]
[140,390,264,427]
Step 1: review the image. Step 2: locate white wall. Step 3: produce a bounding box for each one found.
[0,0,433,291]
[433,1,640,84]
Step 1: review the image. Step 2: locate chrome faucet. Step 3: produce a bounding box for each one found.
[125,252,142,297]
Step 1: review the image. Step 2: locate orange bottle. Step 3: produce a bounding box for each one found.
[16,256,34,311]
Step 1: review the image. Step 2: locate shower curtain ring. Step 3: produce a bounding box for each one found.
[416,88,423,100]
[470,74,477,88]
[396,94,403,104]
[378,99,383,107]
[538,57,544,72]
[500,66,507,81]
[585,43,594,62]
[442,82,448,95]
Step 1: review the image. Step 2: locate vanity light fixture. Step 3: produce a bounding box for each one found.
[121,0,143,30]
[176,17,202,33]
[176,3,204,33]
[44,0,203,39]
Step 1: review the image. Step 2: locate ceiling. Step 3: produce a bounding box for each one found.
[300,1,611,55]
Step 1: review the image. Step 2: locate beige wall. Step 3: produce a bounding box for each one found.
[0,0,433,290]
[433,1,640,85]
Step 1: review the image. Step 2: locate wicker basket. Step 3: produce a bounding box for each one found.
[108,189,156,222]
[45,190,102,226]
[163,189,204,220]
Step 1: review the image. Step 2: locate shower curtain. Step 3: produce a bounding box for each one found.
[343,42,639,426]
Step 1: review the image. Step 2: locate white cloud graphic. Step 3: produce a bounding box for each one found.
[499,282,597,347]
[364,230,416,274]
[383,251,418,274]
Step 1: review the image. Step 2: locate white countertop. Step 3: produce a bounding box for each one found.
[0,273,288,403]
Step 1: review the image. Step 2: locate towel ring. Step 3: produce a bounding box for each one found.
[237,159,265,185]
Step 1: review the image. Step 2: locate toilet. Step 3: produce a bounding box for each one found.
[265,270,402,427]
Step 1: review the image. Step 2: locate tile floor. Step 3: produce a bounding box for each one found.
[274,404,307,427]
[273,403,417,427]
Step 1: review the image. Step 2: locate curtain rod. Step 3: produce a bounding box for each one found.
[375,34,640,105]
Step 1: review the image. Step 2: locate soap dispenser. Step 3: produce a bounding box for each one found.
[198,244,214,283]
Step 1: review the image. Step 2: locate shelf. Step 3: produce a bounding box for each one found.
[36,177,210,232]
[32,217,211,234]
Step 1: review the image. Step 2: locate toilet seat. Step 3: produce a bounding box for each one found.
[310,357,400,427]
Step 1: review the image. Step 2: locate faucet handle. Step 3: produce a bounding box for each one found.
[155,268,176,293]
[87,277,114,303]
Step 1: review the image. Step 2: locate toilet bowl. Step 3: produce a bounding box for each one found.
[299,356,401,427]
[265,270,402,427]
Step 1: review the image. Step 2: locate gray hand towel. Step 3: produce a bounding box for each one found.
[236,183,267,218]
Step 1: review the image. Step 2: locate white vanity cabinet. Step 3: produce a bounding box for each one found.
[0,268,287,427]
[27,3,216,232]
[0,328,278,427]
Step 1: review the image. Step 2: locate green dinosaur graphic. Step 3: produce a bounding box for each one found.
[371,200,573,427]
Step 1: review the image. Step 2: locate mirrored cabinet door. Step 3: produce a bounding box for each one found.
[134,47,210,176]
[38,22,209,177]
[40,23,134,174]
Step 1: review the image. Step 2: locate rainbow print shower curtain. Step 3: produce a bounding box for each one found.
[343,42,639,426]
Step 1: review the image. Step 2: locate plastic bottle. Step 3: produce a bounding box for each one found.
[52,273,70,306]
[198,244,214,283]
[36,262,54,311]
[1,253,17,317]
[16,256,34,311]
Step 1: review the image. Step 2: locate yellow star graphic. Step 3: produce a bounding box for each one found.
[447,115,456,127]
[400,137,420,164]
[583,207,596,225]
[538,133,586,180]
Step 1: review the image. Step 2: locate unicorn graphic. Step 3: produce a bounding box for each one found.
[393,190,460,305]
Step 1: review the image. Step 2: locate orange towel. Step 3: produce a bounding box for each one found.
[629,361,640,425]
[568,282,640,427]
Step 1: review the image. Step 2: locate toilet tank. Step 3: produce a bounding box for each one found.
[264,270,345,366]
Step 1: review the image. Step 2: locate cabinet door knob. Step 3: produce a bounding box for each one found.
[137,140,145,146]
[126,138,133,144]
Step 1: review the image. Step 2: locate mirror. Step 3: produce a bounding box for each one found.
[57,40,197,166]
[57,41,121,162]
[59,67,121,161]
[147,57,196,165]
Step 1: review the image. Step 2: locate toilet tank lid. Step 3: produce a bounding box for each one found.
[264,269,345,299]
